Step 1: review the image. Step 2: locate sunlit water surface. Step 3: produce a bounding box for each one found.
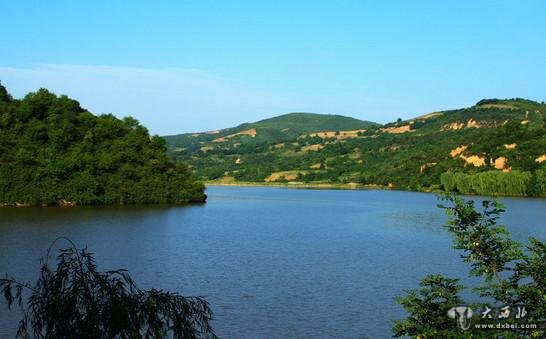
[1,187,545,338]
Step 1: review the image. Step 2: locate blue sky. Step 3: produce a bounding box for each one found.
[1,1,545,135]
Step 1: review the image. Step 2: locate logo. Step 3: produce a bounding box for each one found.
[448,306,473,330]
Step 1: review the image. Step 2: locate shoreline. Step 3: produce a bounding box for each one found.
[205,181,546,199]
[206,181,404,191]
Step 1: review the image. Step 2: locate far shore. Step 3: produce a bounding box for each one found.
[206,181,402,191]
[205,181,546,199]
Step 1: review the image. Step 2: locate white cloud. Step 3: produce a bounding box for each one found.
[0,64,299,135]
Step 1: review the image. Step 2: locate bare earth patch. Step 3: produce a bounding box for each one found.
[462,155,486,167]
[466,119,481,128]
[413,111,443,120]
[380,125,412,134]
[442,122,465,131]
[536,154,546,163]
[213,128,257,142]
[307,129,366,140]
[264,171,305,182]
[302,144,324,152]
[191,130,221,137]
[450,145,468,157]
[504,143,517,150]
[450,145,485,167]
[236,128,257,137]
[442,119,482,130]
[494,156,508,170]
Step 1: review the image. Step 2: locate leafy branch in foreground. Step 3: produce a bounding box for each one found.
[393,274,465,337]
[393,196,545,338]
[1,237,217,338]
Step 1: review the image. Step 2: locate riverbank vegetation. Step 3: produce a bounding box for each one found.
[0,83,205,206]
[440,170,545,197]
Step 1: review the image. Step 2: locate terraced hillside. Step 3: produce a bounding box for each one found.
[165,99,546,196]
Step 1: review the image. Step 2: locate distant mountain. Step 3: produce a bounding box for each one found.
[164,112,377,147]
[164,99,546,197]
[243,112,378,133]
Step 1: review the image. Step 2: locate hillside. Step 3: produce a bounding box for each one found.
[164,112,377,151]
[165,99,546,197]
[0,83,206,206]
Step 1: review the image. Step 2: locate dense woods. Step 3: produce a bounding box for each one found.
[0,83,205,206]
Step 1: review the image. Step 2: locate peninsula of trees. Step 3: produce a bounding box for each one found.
[0,83,205,206]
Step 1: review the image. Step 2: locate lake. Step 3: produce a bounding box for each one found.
[1,186,545,338]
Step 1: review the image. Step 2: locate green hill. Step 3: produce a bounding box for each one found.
[244,112,377,133]
[165,98,546,197]
[0,83,205,206]
[164,112,377,150]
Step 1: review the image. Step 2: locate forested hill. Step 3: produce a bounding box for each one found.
[165,98,546,197]
[0,83,205,206]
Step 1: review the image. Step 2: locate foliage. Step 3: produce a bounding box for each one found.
[164,98,546,197]
[440,170,535,196]
[393,197,546,338]
[392,275,465,337]
[0,81,12,102]
[0,83,205,205]
[1,238,217,338]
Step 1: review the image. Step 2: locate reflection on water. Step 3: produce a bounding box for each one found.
[1,187,545,338]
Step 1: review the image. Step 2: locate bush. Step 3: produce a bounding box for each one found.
[394,197,545,338]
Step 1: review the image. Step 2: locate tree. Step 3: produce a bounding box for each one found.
[393,275,465,337]
[394,196,545,338]
[1,238,217,338]
[0,81,12,102]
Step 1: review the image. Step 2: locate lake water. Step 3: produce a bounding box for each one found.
[0,187,545,338]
